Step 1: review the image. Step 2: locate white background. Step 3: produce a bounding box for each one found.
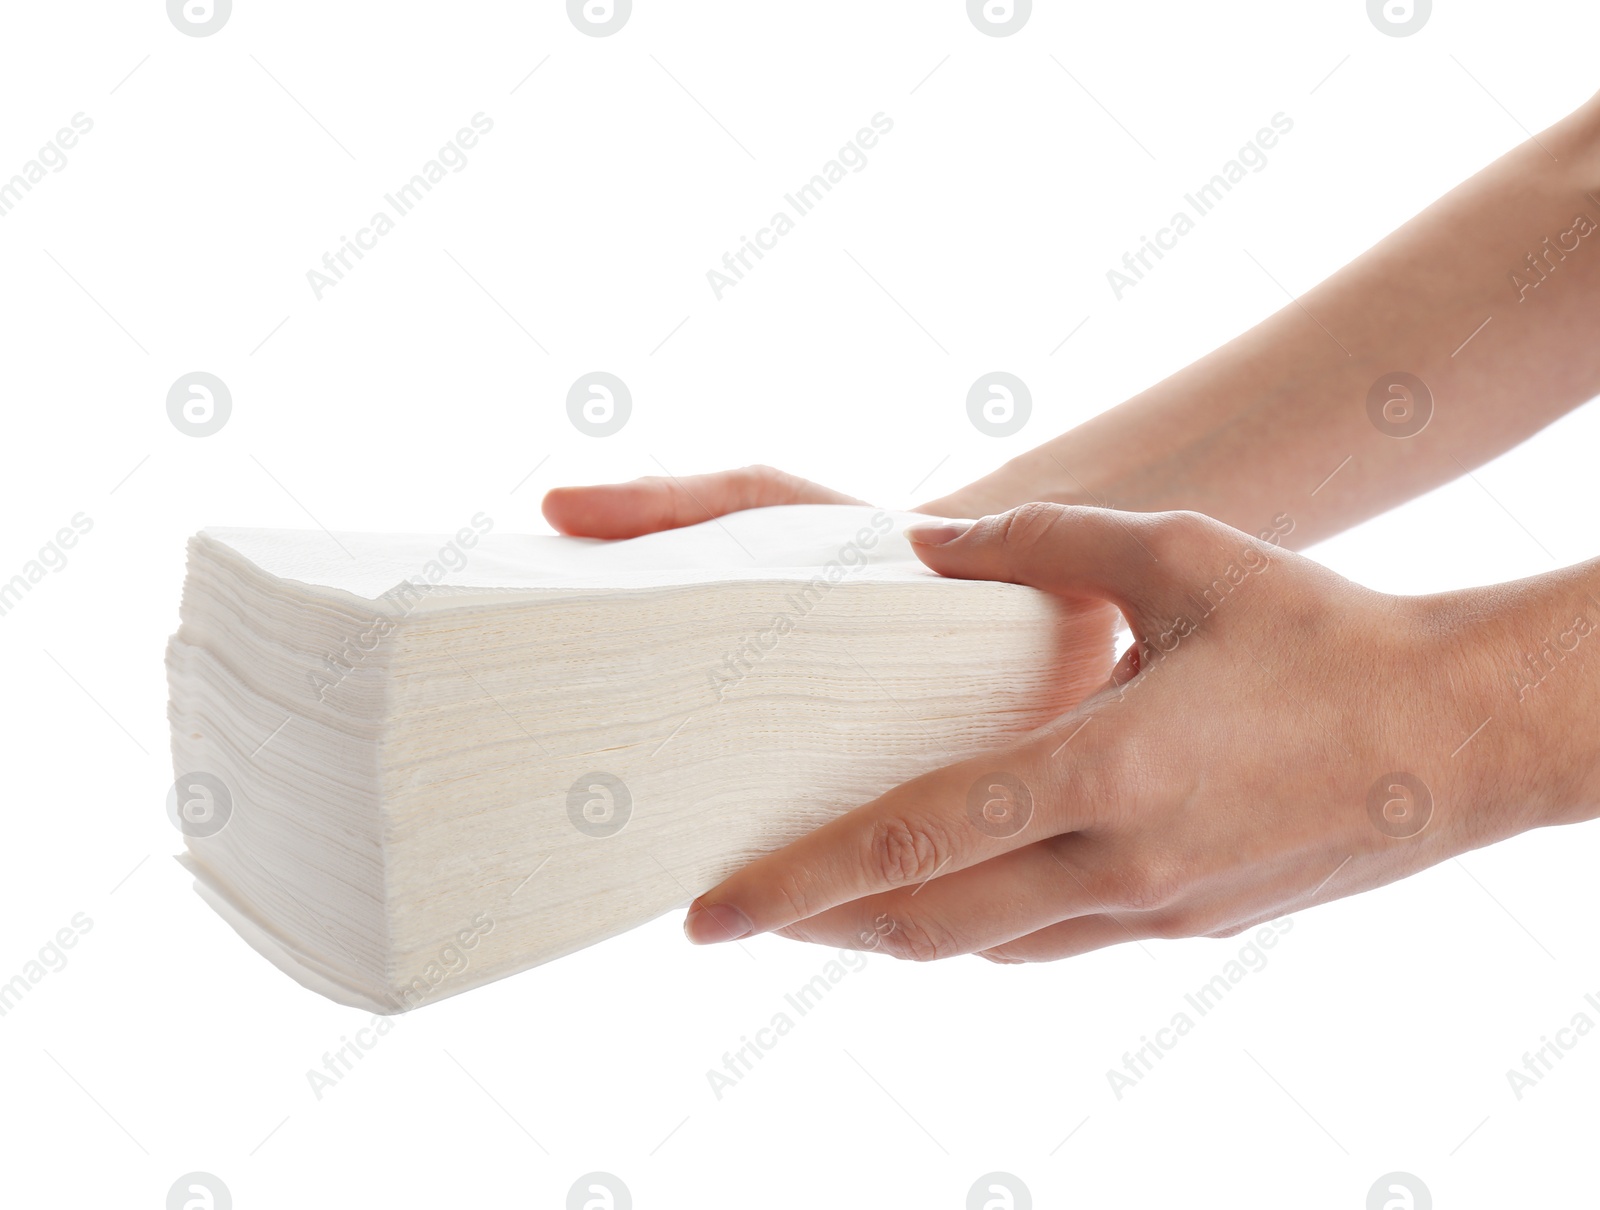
[2,1,1597,1206]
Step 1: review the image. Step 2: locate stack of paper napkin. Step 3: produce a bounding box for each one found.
[165,505,1114,1011]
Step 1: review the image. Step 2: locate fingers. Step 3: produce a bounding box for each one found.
[542,465,866,539]
[680,503,1276,950]
[905,503,1269,634]
[683,739,1096,945]
[975,914,1152,963]
[973,855,1326,963]
[770,838,1104,961]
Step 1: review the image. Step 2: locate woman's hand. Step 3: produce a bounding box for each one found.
[542,465,871,539]
[681,503,1579,962]
[541,463,1043,539]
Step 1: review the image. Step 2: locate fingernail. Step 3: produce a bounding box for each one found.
[903,519,974,546]
[684,902,753,945]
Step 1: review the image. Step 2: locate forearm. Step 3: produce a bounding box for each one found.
[925,91,1600,548]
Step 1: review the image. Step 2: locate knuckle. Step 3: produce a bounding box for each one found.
[873,913,961,963]
[1092,859,1182,914]
[991,502,1067,553]
[864,814,954,887]
[1152,902,1222,941]
[735,464,813,508]
[1146,915,1192,941]
[1146,905,1213,940]
[730,464,776,503]
[740,463,794,493]
[1138,509,1211,560]
[1161,509,1218,543]
[976,947,1028,965]
[739,463,780,482]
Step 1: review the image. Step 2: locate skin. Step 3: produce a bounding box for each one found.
[542,90,1600,963]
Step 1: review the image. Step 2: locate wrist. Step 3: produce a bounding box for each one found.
[1422,566,1600,841]
[1499,566,1600,829]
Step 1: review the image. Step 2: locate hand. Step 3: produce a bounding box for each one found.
[542,465,871,539]
[541,463,1039,539]
[681,503,1542,962]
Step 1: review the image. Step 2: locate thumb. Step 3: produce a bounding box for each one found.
[904,503,1259,632]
